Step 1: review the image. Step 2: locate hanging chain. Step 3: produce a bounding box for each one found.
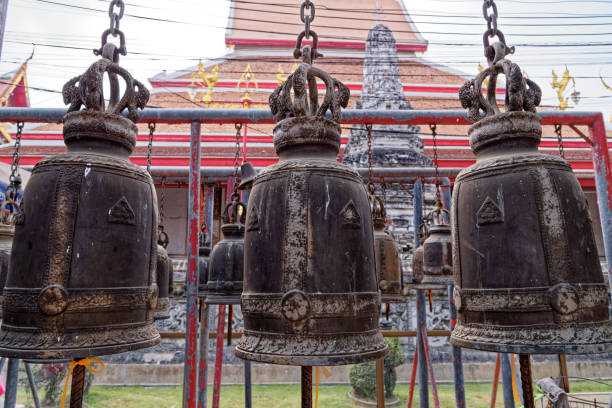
[429,123,442,203]
[366,123,375,194]
[233,123,243,194]
[300,0,315,39]
[381,180,387,204]
[159,177,166,225]
[555,124,565,159]
[108,0,125,36]
[9,122,23,189]
[146,122,155,174]
[482,0,498,34]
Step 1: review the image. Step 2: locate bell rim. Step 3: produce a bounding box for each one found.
[235,337,389,366]
[451,321,612,355]
[204,294,242,305]
[0,328,160,359]
[153,310,171,321]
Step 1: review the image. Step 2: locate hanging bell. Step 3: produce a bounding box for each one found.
[0,182,20,320]
[421,204,453,287]
[205,193,245,305]
[238,161,257,191]
[153,244,171,321]
[0,46,160,359]
[451,48,612,354]
[198,231,211,297]
[235,36,388,366]
[371,195,404,303]
[157,226,173,298]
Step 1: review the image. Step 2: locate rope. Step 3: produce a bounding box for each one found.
[61,358,104,408]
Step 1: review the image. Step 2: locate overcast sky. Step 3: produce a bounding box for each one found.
[2,0,612,127]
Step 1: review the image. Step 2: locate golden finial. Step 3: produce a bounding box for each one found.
[552,66,579,110]
[189,61,219,104]
[277,65,287,86]
[237,64,258,108]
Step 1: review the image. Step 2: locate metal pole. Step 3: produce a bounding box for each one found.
[198,303,210,408]
[491,354,501,408]
[244,361,252,408]
[407,349,418,408]
[519,355,535,408]
[558,354,570,393]
[413,179,429,408]
[301,366,312,408]
[376,358,385,408]
[212,304,226,408]
[500,354,515,408]
[420,326,440,408]
[0,0,10,62]
[183,121,202,408]
[198,183,214,408]
[588,114,612,290]
[24,363,41,408]
[448,284,465,408]
[4,358,19,408]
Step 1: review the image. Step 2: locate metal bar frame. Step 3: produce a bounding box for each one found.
[0,108,609,408]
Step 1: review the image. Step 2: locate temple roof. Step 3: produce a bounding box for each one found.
[225,0,428,53]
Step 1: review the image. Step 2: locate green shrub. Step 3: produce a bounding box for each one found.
[349,338,405,400]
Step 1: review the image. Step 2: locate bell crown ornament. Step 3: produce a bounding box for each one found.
[451,28,612,354]
[236,8,388,365]
[0,22,160,358]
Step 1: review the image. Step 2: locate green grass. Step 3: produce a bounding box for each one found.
[14,381,611,408]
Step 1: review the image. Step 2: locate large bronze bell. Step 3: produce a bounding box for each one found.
[371,195,404,302]
[451,48,612,354]
[153,244,171,321]
[205,193,245,305]
[235,41,388,366]
[0,48,160,359]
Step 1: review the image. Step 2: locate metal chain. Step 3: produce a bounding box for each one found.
[108,0,125,36]
[300,0,315,39]
[430,123,441,202]
[366,123,375,194]
[233,123,243,194]
[555,124,565,159]
[482,0,498,34]
[146,122,155,174]
[9,122,23,188]
[159,177,166,225]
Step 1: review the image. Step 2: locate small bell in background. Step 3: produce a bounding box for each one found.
[205,193,245,306]
[371,194,404,303]
[411,224,428,285]
[153,243,171,321]
[198,229,211,299]
[236,28,388,366]
[0,25,159,358]
[451,33,612,354]
[420,199,453,288]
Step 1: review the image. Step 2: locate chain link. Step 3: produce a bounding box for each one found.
[300,0,315,38]
[233,123,243,194]
[482,0,498,33]
[146,122,155,174]
[9,122,23,188]
[429,123,441,201]
[159,177,166,225]
[108,0,125,36]
[365,123,375,194]
[555,124,565,159]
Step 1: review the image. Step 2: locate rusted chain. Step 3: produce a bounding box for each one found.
[555,124,565,159]
[233,123,243,194]
[519,354,535,408]
[366,123,375,194]
[69,360,85,408]
[146,122,155,174]
[301,366,313,408]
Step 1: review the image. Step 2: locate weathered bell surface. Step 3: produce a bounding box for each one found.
[371,195,404,303]
[205,194,245,305]
[0,51,160,358]
[0,224,14,320]
[421,222,453,287]
[451,50,612,354]
[153,244,171,321]
[235,39,388,366]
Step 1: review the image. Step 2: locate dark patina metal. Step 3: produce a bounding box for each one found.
[371,195,404,303]
[205,194,245,305]
[0,45,160,359]
[153,244,170,321]
[0,224,13,320]
[235,35,388,366]
[451,46,612,354]
[198,232,211,298]
[421,212,453,287]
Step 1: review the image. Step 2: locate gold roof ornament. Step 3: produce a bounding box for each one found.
[277,65,287,86]
[189,61,219,104]
[552,66,580,110]
[237,64,258,108]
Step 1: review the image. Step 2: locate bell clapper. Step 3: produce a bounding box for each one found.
[227,304,233,347]
[385,303,390,320]
[518,354,535,408]
[428,290,433,313]
[301,366,313,408]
